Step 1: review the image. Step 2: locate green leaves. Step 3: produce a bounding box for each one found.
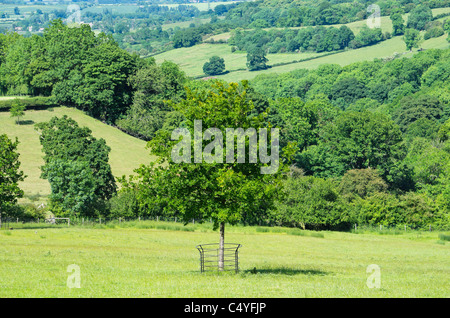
[0,134,25,215]
[9,98,25,125]
[203,56,226,76]
[128,80,290,228]
[36,116,116,216]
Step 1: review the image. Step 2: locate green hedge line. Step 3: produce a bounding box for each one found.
[0,96,58,111]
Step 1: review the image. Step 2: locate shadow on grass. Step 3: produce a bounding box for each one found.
[243,266,328,276]
[17,120,35,125]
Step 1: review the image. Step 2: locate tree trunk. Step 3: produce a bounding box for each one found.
[218,222,225,271]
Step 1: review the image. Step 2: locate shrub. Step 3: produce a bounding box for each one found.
[424,27,444,40]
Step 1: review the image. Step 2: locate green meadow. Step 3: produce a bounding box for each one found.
[0,107,153,201]
[0,221,448,297]
[153,7,450,82]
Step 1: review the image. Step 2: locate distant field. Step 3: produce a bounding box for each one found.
[216,33,449,82]
[0,221,448,297]
[153,33,449,82]
[154,34,449,81]
[154,43,327,78]
[153,7,450,82]
[0,107,153,202]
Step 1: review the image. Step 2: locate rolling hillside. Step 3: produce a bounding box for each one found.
[153,7,450,82]
[0,107,154,202]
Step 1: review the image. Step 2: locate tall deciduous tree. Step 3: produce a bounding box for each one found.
[35,116,116,216]
[407,5,433,31]
[403,28,422,51]
[0,134,25,226]
[390,10,405,35]
[203,56,225,76]
[246,47,268,71]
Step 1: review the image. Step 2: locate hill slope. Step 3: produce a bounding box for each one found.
[0,107,154,202]
[153,7,450,82]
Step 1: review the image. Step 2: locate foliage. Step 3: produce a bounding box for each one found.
[339,168,388,200]
[390,10,405,36]
[115,59,187,140]
[272,175,347,230]
[230,25,356,55]
[407,4,433,31]
[35,116,116,216]
[203,56,226,76]
[0,20,138,123]
[424,26,445,40]
[403,28,422,51]
[9,98,25,124]
[246,47,268,71]
[0,134,25,219]
[301,111,404,181]
[121,80,295,235]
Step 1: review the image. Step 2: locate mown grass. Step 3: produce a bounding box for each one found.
[0,106,153,201]
[0,221,448,297]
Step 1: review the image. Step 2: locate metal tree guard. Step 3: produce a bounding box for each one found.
[196,243,242,273]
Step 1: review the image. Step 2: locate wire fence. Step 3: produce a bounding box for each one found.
[0,215,213,230]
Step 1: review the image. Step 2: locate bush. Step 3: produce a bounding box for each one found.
[424,27,445,40]
[3,203,48,221]
[108,190,142,218]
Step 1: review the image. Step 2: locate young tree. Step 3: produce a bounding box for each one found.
[403,28,421,51]
[128,81,294,270]
[9,98,25,124]
[0,134,25,227]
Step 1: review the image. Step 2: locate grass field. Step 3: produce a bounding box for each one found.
[154,43,327,78]
[0,221,448,297]
[155,34,449,82]
[153,7,450,82]
[0,107,153,201]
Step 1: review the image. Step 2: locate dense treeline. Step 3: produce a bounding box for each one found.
[244,48,450,230]
[0,19,187,130]
[228,25,386,54]
[164,0,449,52]
[224,0,450,28]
